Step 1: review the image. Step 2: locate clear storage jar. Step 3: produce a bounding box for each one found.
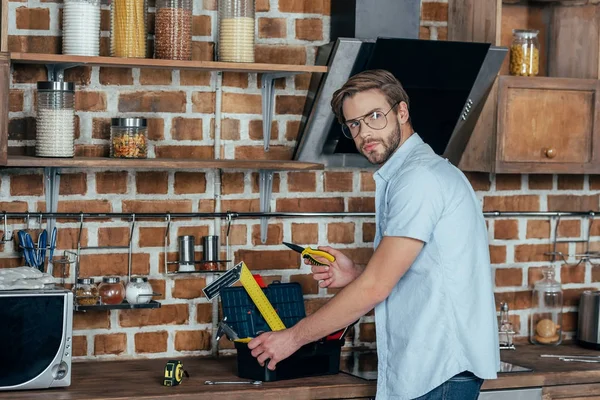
[62,0,101,56]
[98,276,125,305]
[510,29,540,76]
[530,267,563,346]
[36,81,76,158]
[218,0,255,63]
[110,0,147,58]
[154,0,193,60]
[125,276,153,305]
[110,118,148,158]
[73,278,99,306]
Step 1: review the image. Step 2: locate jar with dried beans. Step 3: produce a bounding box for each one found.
[154,0,193,60]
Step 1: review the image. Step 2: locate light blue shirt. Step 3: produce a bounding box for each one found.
[373,133,499,399]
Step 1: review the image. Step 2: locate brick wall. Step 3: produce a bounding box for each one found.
[2,0,598,360]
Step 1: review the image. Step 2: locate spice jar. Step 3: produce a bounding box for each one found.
[125,276,153,305]
[530,267,563,346]
[154,0,192,60]
[510,29,540,76]
[110,117,148,158]
[110,0,147,58]
[98,276,125,305]
[73,278,99,306]
[62,0,101,56]
[201,235,219,271]
[36,81,76,158]
[218,0,255,63]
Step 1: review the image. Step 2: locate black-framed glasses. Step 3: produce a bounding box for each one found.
[341,101,400,139]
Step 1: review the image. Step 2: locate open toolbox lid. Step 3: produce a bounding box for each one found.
[220,282,305,338]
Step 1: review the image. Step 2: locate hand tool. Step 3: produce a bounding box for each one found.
[282,242,335,266]
[163,360,189,386]
[204,380,262,385]
[215,317,240,342]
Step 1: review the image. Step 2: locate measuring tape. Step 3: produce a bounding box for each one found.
[163,360,189,387]
[203,262,286,335]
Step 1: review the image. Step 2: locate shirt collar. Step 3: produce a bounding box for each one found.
[374,133,423,182]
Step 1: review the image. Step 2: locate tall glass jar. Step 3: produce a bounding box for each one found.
[218,0,255,63]
[36,81,76,158]
[154,0,193,60]
[510,29,540,76]
[62,0,101,56]
[110,0,147,58]
[530,267,563,346]
[110,118,148,158]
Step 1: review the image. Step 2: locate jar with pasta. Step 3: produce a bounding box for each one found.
[218,0,255,63]
[110,0,147,58]
[510,29,540,77]
[154,0,193,60]
[110,117,148,159]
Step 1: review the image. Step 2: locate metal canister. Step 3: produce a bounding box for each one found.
[178,235,195,272]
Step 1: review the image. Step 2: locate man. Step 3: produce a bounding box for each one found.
[248,69,500,399]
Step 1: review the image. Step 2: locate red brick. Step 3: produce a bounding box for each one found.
[75,91,107,111]
[134,331,168,353]
[489,245,506,264]
[275,95,306,115]
[295,18,323,41]
[437,26,448,40]
[91,118,111,140]
[259,17,287,38]
[138,227,166,247]
[422,2,448,21]
[363,222,376,243]
[529,175,554,190]
[118,91,186,113]
[221,224,247,245]
[56,228,88,250]
[63,66,92,86]
[419,26,431,40]
[72,336,87,357]
[514,243,568,263]
[57,200,112,213]
[197,303,212,323]
[256,0,269,11]
[175,330,211,351]
[295,74,311,91]
[171,117,202,140]
[12,64,46,84]
[348,197,375,212]
[251,172,281,194]
[73,311,110,330]
[120,304,189,327]
[16,7,50,30]
[278,0,330,14]
[360,172,376,191]
[180,71,211,86]
[562,265,585,284]
[9,117,36,141]
[288,172,316,192]
[192,15,211,36]
[192,41,214,61]
[98,227,130,247]
[9,90,24,112]
[277,197,344,212]
[494,291,532,310]
[135,172,168,194]
[495,268,522,287]
[221,118,241,140]
[495,174,522,190]
[234,145,293,160]
[464,172,491,191]
[249,120,278,141]
[235,249,299,270]
[154,145,214,159]
[221,199,261,212]
[94,333,126,355]
[173,278,207,299]
[526,220,550,239]
[9,35,60,54]
[251,223,283,245]
[99,67,133,85]
[96,171,128,194]
[221,172,245,194]
[57,173,86,196]
[328,222,355,244]
[174,172,207,194]
[557,220,581,238]
[255,45,306,65]
[177,226,210,242]
[10,174,43,196]
[557,175,584,190]
[292,223,319,244]
[192,92,216,113]
[122,200,192,213]
[222,93,262,114]
[325,171,353,192]
[222,72,249,88]
[290,274,319,295]
[483,195,539,211]
[286,120,301,141]
[79,253,150,276]
[548,195,599,212]
[140,68,172,85]
[494,220,519,240]
[359,323,376,342]
[75,144,109,158]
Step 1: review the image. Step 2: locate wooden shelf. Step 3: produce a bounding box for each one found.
[74,300,161,312]
[6,155,324,171]
[9,52,328,74]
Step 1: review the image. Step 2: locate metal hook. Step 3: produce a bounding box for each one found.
[127,214,136,282]
[25,213,30,231]
[164,213,171,274]
[0,212,12,243]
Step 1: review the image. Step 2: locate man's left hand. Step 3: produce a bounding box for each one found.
[247,329,302,371]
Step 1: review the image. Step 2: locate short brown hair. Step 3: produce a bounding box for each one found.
[330,69,411,125]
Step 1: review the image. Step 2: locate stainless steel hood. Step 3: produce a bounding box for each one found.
[293,37,508,168]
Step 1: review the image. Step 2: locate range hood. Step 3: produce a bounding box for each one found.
[293,37,508,168]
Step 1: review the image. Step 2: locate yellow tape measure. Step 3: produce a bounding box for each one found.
[239,262,286,332]
[163,360,189,386]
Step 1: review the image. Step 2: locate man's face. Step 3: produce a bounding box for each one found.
[341,89,404,165]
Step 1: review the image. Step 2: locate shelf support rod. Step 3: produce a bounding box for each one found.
[259,170,274,244]
[261,73,295,151]
[45,63,80,81]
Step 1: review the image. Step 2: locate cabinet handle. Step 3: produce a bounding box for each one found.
[545,148,557,159]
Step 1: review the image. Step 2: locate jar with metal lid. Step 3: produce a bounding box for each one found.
[110,117,148,158]
[510,29,540,76]
[154,0,192,60]
[98,276,125,305]
[110,0,147,58]
[73,278,99,306]
[218,0,255,63]
[36,81,76,158]
[62,0,101,56]
[530,267,563,346]
[125,276,154,305]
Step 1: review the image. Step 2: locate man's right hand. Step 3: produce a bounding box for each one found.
[307,246,361,288]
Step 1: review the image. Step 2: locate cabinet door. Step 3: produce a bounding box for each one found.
[542,383,600,399]
[496,76,600,174]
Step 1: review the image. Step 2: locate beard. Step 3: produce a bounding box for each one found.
[358,122,402,165]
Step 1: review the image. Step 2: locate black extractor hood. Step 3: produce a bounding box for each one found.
[292,37,508,168]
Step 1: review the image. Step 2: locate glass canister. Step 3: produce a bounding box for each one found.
[154,0,193,60]
[110,117,148,158]
[98,276,125,305]
[62,0,101,56]
[110,0,147,58]
[510,29,540,76]
[218,0,255,63]
[36,81,76,158]
[125,276,154,305]
[530,267,563,346]
[73,278,99,306]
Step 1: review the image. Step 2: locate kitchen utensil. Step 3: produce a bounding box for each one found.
[18,230,38,269]
[282,242,336,266]
[202,235,219,261]
[204,380,262,385]
[178,235,195,272]
[578,290,600,349]
[37,229,47,272]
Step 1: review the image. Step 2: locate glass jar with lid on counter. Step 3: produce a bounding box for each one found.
[510,29,540,76]
[530,267,563,346]
[110,0,147,58]
[98,276,125,305]
[154,0,193,60]
[110,117,148,158]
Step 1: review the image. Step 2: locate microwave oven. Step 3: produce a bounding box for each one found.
[0,288,73,391]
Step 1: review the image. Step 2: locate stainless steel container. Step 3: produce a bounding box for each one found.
[178,235,195,272]
[202,235,219,262]
[577,290,600,349]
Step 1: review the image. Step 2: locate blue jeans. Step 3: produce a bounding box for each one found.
[413,371,484,400]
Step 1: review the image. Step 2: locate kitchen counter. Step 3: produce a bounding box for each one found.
[3,343,600,399]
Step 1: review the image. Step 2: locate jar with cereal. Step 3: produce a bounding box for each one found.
[73,278,99,306]
[110,117,148,159]
[510,29,540,76]
[154,0,193,60]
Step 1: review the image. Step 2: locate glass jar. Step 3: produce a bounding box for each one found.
[125,276,153,305]
[73,278,99,306]
[510,29,540,76]
[110,118,148,158]
[62,0,101,56]
[530,267,563,346]
[154,0,193,60]
[98,276,125,305]
[110,0,147,58]
[36,81,76,158]
[218,0,255,63]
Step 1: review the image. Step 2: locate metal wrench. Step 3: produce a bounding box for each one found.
[204,380,262,385]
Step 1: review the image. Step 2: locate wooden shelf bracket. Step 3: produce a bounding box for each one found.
[259,169,274,244]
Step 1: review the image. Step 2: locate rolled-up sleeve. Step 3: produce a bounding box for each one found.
[383,167,444,243]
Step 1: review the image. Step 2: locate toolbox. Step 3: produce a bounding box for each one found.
[220,281,343,382]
